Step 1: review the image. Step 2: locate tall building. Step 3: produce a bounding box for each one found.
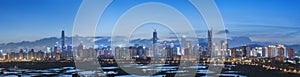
[288,48,294,59]
[253,47,263,57]
[207,29,213,56]
[128,46,134,58]
[137,46,145,58]
[114,47,121,59]
[104,47,110,58]
[277,44,286,58]
[220,40,228,56]
[262,47,268,57]
[19,49,24,59]
[231,48,237,58]
[151,29,159,58]
[241,45,251,57]
[60,30,66,60]
[28,49,35,60]
[61,30,65,52]
[77,43,84,57]
[268,45,276,58]
[152,29,158,44]
[181,36,187,55]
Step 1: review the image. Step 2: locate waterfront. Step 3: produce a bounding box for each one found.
[0,61,299,77]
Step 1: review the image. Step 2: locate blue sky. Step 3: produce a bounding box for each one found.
[0,0,300,44]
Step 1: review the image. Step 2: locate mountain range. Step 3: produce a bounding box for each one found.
[0,36,299,55]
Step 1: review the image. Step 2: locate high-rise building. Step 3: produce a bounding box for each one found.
[193,44,201,58]
[77,43,84,57]
[253,47,263,57]
[268,45,276,58]
[181,36,187,55]
[28,49,35,60]
[220,40,228,56]
[277,44,286,58]
[242,45,250,57]
[61,30,65,52]
[125,47,131,60]
[165,45,172,58]
[61,30,66,60]
[19,49,24,59]
[207,29,213,56]
[114,47,121,59]
[104,47,110,58]
[262,47,267,57]
[288,48,294,59]
[231,48,237,58]
[151,29,159,58]
[153,29,158,44]
[137,46,145,58]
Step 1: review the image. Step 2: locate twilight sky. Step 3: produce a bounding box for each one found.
[0,0,300,44]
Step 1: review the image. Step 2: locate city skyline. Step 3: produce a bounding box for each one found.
[0,0,300,45]
[1,0,300,77]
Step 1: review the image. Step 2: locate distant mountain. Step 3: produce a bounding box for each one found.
[0,37,61,52]
[1,36,300,54]
[232,44,264,49]
[227,37,253,48]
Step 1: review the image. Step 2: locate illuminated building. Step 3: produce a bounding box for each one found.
[9,52,16,60]
[165,44,172,58]
[19,49,24,59]
[61,30,66,55]
[137,46,146,58]
[151,29,159,58]
[104,47,110,58]
[251,47,262,57]
[277,44,286,58]
[231,48,237,58]
[242,45,250,57]
[77,43,84,57]
[181,36,186,55]
[193,44,201,58]
[125,47,131,60]
[28,49,35,60]
[288,48,294,59]
[207,29,213,56]
[268,45,276,58]
[220,40,228,56]
[153,29,158,44]
[114,47,121,59]
[262,47,268,57]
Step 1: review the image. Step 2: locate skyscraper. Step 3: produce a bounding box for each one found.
[153,29,158,44]
[277,44,286,58]
[262,47,267,57]
[220,40,228,56]
[151,29,159,58]
[61,30,67,59]
[288,48,294,59]
[242,45,250,57]
[231,48,237,58]
[61,30,65,52]
[268,45,276,58]
[207,29,213,56]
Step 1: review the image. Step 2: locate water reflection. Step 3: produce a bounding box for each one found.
[0,64,247,77]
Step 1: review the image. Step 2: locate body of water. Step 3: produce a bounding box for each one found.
[0,64,247,77]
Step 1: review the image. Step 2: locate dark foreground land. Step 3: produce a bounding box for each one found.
[0,61,299,77]
[232,64,300,77]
